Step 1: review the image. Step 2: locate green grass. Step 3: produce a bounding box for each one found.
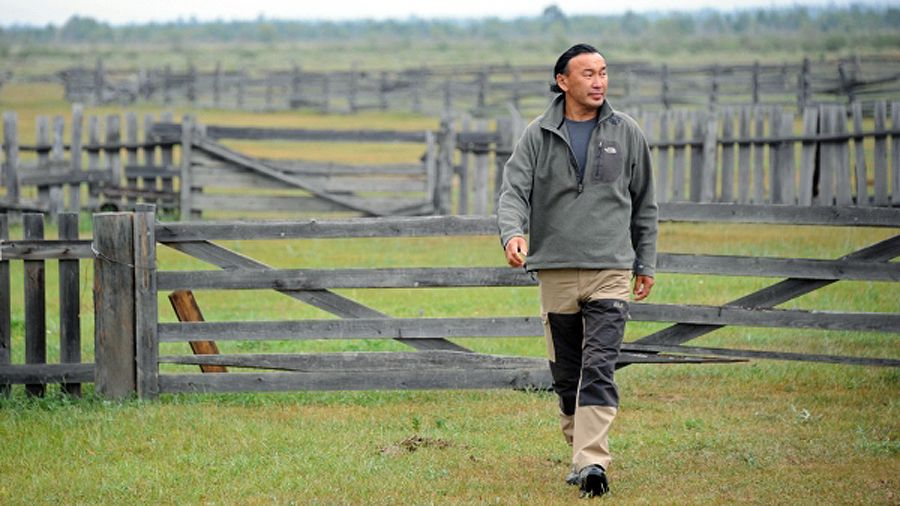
[1,216,898,504]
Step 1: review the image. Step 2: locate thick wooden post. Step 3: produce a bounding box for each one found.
[134,206,159,398]
[0,215,9,397]
[93,212,136,400]
[58,213,81,396]
[737,107,752,204]
[70,104,83,212]
[179,115,195,221]
[797,57,811,112]
[769,108,782,203]
[424,130,437,213]
[23,213,46,397]
[3,112,21,215]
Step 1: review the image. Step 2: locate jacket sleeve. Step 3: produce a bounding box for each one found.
[497,125,536,248]
[628,127,658,277]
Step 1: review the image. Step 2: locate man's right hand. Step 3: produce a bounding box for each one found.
[504,236,528,268]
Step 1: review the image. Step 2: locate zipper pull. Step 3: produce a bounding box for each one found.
[578,183,583,193]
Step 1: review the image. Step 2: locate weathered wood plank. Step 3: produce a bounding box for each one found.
[179,115,194,219]
[92,213,136,399]
[18,169,113,186]
[190,194,426,214]
[622,343,900,368]
[35,117,51,213]
[657,203,900,227]
[0,363,94,384]
[3,113,21,210]
[818,105,836,205]
[873,101,889,206]
[157,267,534,291]
[700,115,717,202]
[0,215,9,396]
[58,213,81,396]
[777,111,796,204]
[753,106,766,203]
[892,102,900,204]
[798,107,820,206]
[852,102,869,206]
[191,169,423,193]
[656,111,670,203]
[690,112,704,202]
[737,107,752,204]
[768,108,781,203]
[671,111,686,201]
[134,210,159,399]
[23,214,46,396]
[835,105,854,206]
[659,252,899,280]
[70,105,83,211]
[719,110,734,202]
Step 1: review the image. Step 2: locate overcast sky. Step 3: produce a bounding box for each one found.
[1,0,881,27]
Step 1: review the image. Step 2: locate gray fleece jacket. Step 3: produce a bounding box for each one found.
[497,95,658,276]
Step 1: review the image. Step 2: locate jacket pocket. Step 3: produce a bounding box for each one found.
[593,140,624,183]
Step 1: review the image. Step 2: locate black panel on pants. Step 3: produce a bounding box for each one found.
[578,299,628,408]
[547,312,582,416]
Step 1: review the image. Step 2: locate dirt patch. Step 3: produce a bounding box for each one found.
[379,435,453,456]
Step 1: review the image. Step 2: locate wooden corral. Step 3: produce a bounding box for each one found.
[1,208,897,399]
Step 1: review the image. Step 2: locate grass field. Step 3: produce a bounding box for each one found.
[1,81,899,504]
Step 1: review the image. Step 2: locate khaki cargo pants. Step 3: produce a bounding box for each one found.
[538,268,631,472]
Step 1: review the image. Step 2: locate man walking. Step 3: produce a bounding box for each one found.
[497,43,658,497]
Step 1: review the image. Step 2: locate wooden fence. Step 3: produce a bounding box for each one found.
[3,101,900,223]
[2,206,897,398]
[451,101,900,213]
[55,55,900,116]
[0,108,180,219]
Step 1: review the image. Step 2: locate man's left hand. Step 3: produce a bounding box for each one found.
[633,275,654,301]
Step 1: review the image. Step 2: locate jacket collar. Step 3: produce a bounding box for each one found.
[539,93,615,133]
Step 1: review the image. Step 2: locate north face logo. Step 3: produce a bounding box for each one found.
[603,146,617,155]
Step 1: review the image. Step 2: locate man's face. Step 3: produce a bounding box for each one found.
[557,52,607,113]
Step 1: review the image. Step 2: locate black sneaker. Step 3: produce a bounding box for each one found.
[578,465,609,498]
[565,467,579,486]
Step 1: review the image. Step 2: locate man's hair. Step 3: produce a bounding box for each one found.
[549,43,601,94]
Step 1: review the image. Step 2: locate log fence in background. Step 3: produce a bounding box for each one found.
[54,55,900,116]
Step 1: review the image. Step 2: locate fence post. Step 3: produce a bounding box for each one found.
[436,116,455,215]
[291,64,301,109]
[163,65,172,105]
[36,116,51,216]
[3,112,21,216]
[179,115,195,221]
[892,102,900,206]
[873,101,888,206]
[690,112,704,202]
[851,102,869,206]
[214,62,222,108]
[0,214,9,397]
[752,61,760,105]
[23,213,46,397]
[94,58,104,105]
[58,213,81,396]
[70,104,83,212]
[87,116,101,210]
[798,107,819,206]
[661,64,671,110]
[134,205,158,400]
[797,57,811,112]
[93,212,136,400]
[701,114,718,203]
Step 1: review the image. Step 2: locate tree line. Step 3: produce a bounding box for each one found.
[1,4,898,54]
